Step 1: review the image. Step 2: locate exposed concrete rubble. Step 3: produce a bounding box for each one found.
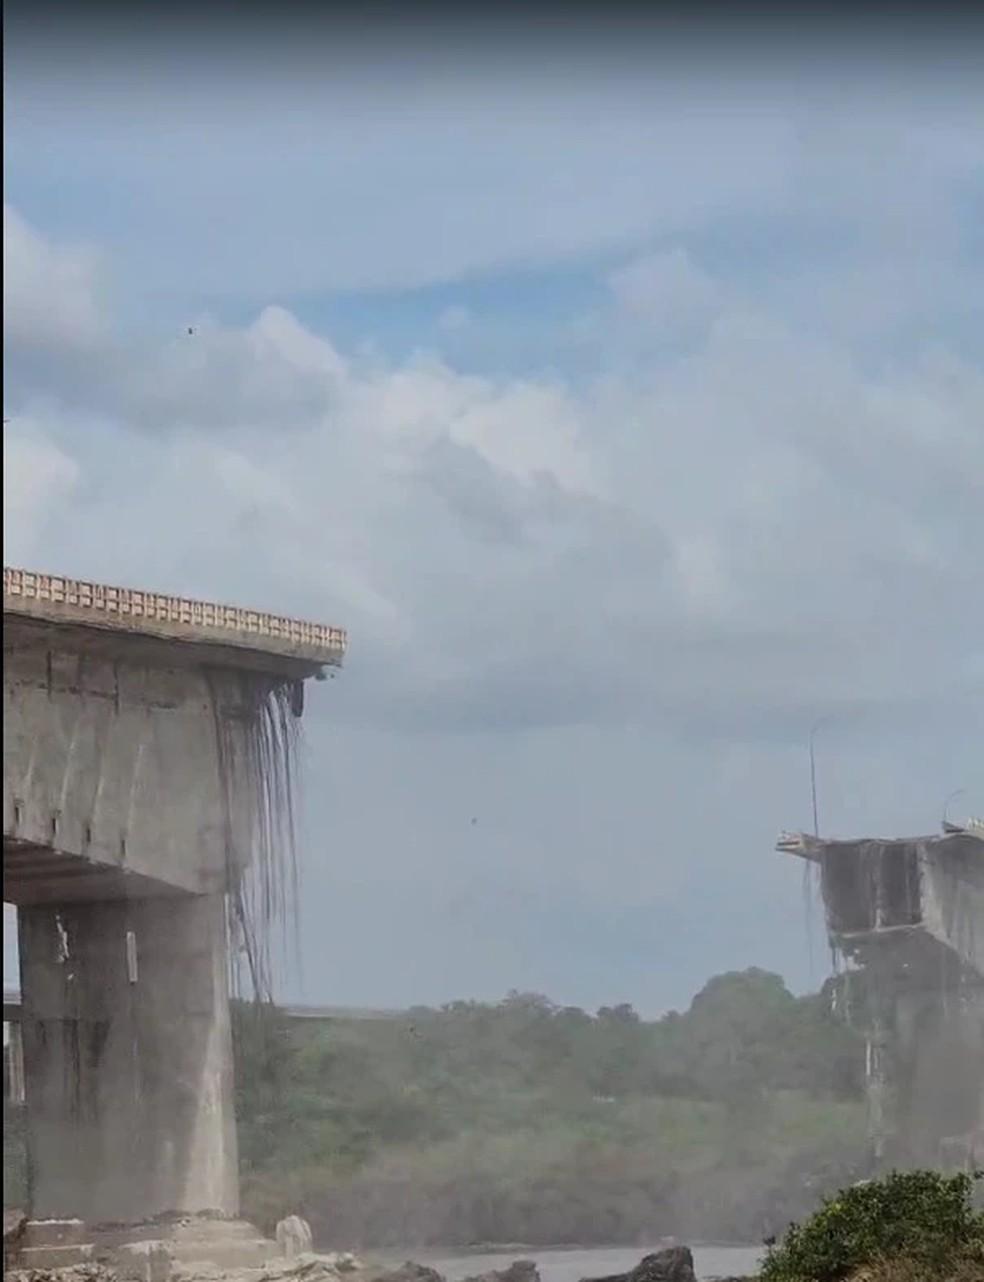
[4,1253,551,1282]
[4,1208,28,1270]
[5,1266,119,1282]
[7,1247,368,1282]
[274,1220,313,1263]
[173,1252,365,1282]
[3,1215,356,1280]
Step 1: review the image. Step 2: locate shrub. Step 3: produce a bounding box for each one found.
[760,1168,984,1282]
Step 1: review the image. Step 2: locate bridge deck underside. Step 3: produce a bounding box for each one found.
[3,838,189,906]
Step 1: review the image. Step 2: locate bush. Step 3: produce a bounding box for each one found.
[760,1169,984,1282]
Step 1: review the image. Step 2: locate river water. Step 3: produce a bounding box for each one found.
[407,1245,764,1282]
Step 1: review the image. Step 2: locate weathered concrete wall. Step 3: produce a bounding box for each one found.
[815,833,983,976]
[920,838,984,976]
[18,892,238,1223]
[4,626,259,899]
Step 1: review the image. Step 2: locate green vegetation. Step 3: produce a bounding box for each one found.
[0,968,876,1243]
[760,1169,984,1281]
[233,969,870,1246]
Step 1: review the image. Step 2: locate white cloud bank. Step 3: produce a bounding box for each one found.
[3,205,105,351]
[4,208,982,747]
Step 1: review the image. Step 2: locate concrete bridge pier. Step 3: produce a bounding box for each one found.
[18,892,237,1224]
[3,568,346,1251]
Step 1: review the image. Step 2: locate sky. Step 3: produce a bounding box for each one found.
[3,8,983,1016]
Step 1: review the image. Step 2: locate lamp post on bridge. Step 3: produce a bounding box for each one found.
[942,788,966,831]
[809,716,831,838]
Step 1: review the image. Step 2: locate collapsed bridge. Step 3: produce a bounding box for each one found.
[778,820,984,1170]
[3,568,345,1229]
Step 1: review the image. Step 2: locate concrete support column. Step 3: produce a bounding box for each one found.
[18,892,238,1224]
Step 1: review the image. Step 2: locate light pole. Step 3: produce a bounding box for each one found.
[942,788,966,831]
[809,717,830,838]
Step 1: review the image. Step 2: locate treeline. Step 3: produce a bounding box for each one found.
[234,969,869,1247]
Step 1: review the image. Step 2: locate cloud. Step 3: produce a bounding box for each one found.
[438,306,471,333]
[608,249,721,342]
[4,204,981,750]
[3,420,81,565]
[8,48,981,302]
[3,204,105,351]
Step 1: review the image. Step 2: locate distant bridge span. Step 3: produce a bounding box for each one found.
[4,988,403,1025]
[778,820,984,1170]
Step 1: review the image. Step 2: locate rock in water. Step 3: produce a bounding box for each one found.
[275,1216,314,1260]
[373,1264,445,1282]
[582,1248,696,1282]
[461,1262,540,1282]
[631,1251,696,1282]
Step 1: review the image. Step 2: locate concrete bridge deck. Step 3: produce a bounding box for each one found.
[3,567,346,676]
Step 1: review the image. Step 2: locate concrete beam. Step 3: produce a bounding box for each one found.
[4,840,184,906]
[3,636,284,899]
